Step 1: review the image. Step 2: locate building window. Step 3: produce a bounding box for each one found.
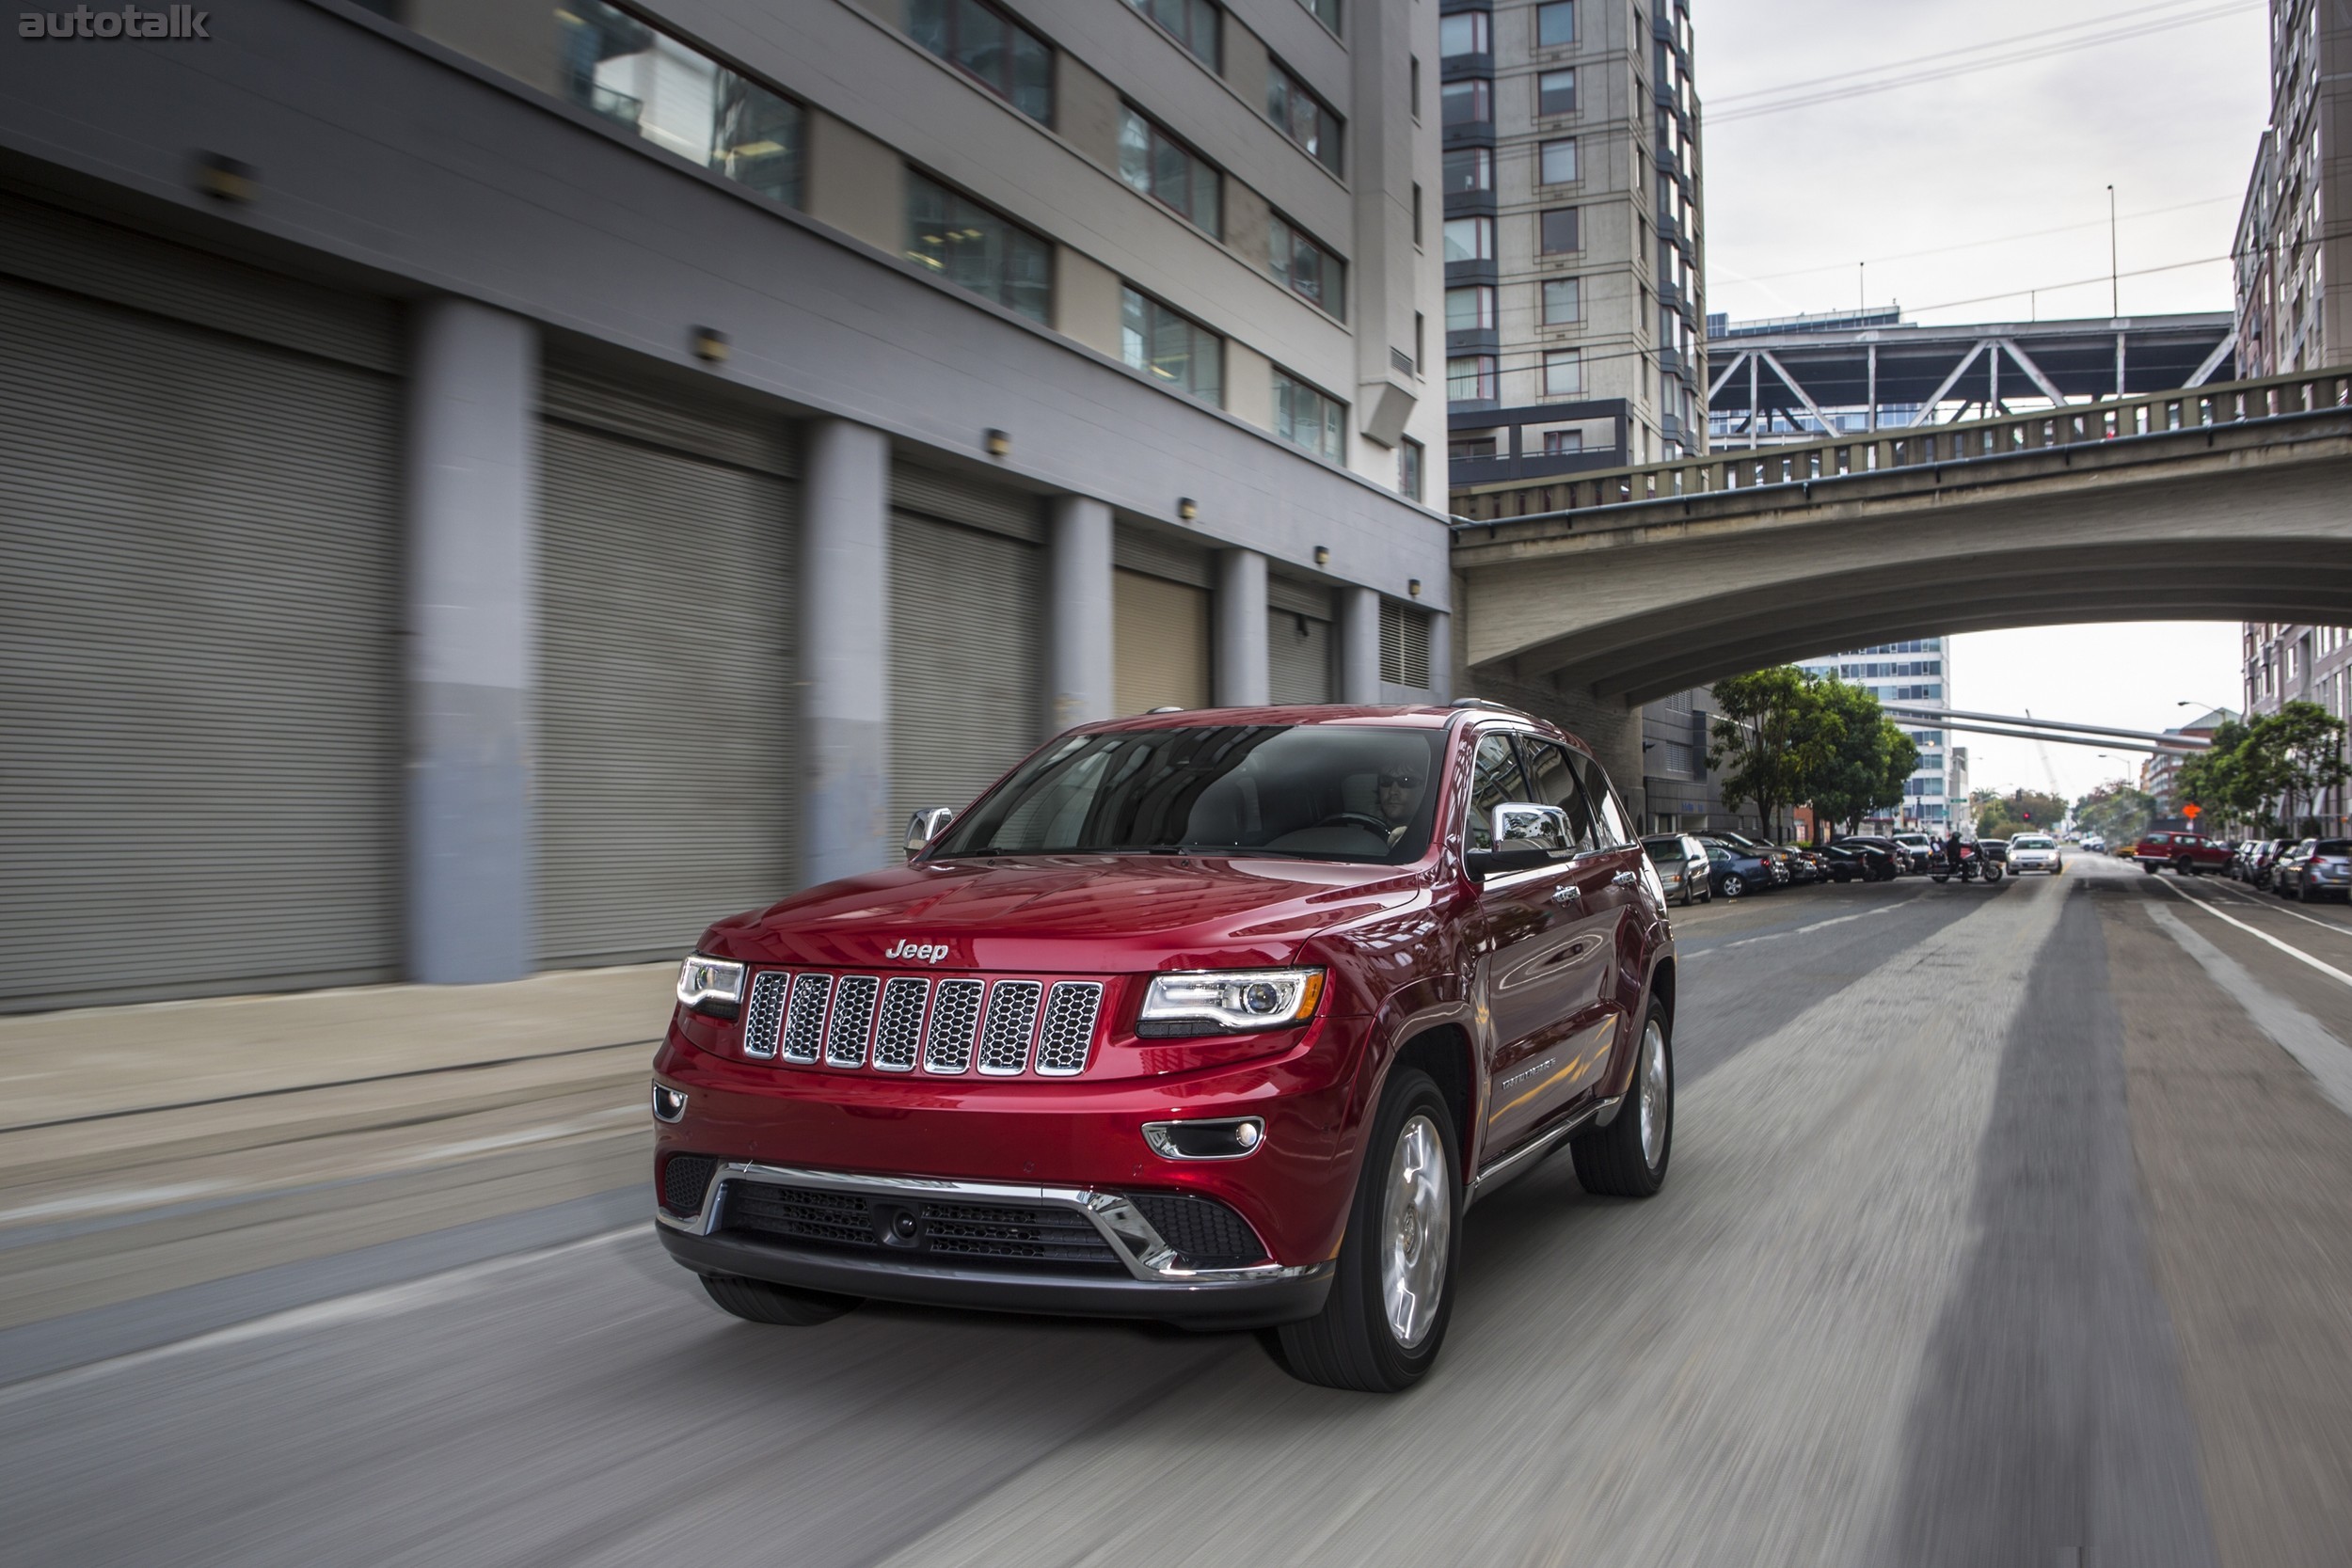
[1400,437,1424,501]
[559,1,805,207]
[1442,215,1494,262]
[1538,137,1578,185]
[1295,0,1340,36]
[1410,55,1421,117]
[1542,277,1580,324]
[1539,207,1580,254]
[1267,60,1343,173]
[1543,348,1582,397]
[905,171,1052,323]
[1438,10,1488,57]
[1120,286,1222,404]
[1380,600,1432,687]
[1535,0,1575,47]
[1451,434,1498,462]
[1125,0,1219,69]
[1537,69,1576,117]
[1448,355,1497,401]
[1440,79,1491,128]
[1446,285,1495,331]
[1268,214,1343,316]
[1412,183,1423,244]
[1543,429,1583,454]
[908,0,1053,123]
[1119,106,1221,236]
[1272,368,1345,462]
[1442,147,1491,194]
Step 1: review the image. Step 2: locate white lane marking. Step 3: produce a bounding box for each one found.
[1688,895,1928,956]
[2192,876,2352,938]
[0,1180,237,1227]
[2153,878,2352,991]
[402,1105,644,1165]
[0,1225,644,1406]
[2147,903,2352,1122]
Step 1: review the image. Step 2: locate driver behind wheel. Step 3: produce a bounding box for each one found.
[1374,753,1428,847]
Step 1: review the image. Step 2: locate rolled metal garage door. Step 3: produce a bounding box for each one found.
[0,252,402,1010]
[535,370,799,968]
[1267,578,1335,704]
[889,467,1043,827]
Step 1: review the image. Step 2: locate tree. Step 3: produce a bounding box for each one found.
[1807,679,1916,838]
[2074,782,2157,846]
[1708,666,1836,843]
[1974,787,2067,838]
[2248,701,2350,834]
[2172,718,2262,832]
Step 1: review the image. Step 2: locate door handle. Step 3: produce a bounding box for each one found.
[1550,883,1581,904]
[1612,870,1639,887]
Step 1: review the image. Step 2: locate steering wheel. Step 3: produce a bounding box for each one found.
[1313,812,1393,836]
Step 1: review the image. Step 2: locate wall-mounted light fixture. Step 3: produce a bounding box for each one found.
[1177,497,1199,521]
[691,326,730,364]
[195,151,256,205]
[1408,578,1423,597]
[1313,545,1330,566]
[984,428,1011,458]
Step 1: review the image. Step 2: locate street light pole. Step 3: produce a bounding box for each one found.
[2107,185,2119,317]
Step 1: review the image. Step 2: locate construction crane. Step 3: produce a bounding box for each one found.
[2023,708,2069,832]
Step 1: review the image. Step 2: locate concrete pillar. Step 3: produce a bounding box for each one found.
[1214,547,1269,706]
[1046,496,1114,732]
[801,420,893,885]
[405,298,539,984]
[1338,586,1382,703]
[1429,609,1454,702]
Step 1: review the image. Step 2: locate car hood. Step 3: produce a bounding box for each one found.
[701,855,1432,973]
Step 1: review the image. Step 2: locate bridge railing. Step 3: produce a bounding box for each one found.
[1449,364,2352,525]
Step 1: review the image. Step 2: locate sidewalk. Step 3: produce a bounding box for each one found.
[0,964,677,1358]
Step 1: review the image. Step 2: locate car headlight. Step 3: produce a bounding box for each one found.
[675,954,746,1018]
[1137,968,1326,1037]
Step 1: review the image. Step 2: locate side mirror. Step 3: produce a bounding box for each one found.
[904,807,955,860]
[1467,802,1569,880]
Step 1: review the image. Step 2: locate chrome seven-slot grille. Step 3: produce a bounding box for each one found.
[742,971,1104,1077]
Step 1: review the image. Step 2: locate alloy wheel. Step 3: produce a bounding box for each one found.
[1381,1114,1453,1351]
[1637,1017,1670,1171]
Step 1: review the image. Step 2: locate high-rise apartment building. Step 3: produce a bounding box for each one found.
[1796,641,1954,829]
[2233,0,2349,377]
[1440,0,1705,486]
[0,0,1454,1011]
[2244,624,2350,830]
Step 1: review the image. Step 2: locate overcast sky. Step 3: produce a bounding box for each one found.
[1697,0,2269,801]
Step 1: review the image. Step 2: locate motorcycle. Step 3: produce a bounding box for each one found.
[1930,844,2004,884]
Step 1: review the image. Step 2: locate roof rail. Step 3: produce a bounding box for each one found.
[1449,697,1523,713]
[1145,705,1185,714]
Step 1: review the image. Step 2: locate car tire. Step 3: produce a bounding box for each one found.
[2299,879,2314,903]
[1571,998,1674,1199]
[1272,1068,1458,1394]
[700,1274,862,1326]
[1679,877,1695,908]
[1721,877,1745,899]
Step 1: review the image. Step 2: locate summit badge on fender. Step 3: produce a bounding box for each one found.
[883,939,948,964]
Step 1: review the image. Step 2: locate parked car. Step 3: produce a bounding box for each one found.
[1838,834,1917,875]
[2228,840,2265,880]
[2081,834,2106,852]
[2007,833,2063,874]
[1701,839,1777,898]
[2276,838,2352,902]
[651,704,1677,1393]
[1979,837,2010,866]
[1819,843,1896,882]
[1891,832,1936,871]
[1711,832,1794,886]
[2252,840,2289,889]
[1779,846,1832,884]
[1642,833,1713,907]
[2132,829,2233,875]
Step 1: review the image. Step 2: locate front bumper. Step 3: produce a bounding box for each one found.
[657,1160,1333,1329]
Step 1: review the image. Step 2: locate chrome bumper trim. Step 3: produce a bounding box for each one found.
[656,1160,1326,1287]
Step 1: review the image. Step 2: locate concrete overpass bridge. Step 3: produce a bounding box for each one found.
[1449,365,2352,708]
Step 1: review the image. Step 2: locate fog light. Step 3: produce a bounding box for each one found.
[651,1083,688,1123]
[1143,1117,1265,1160]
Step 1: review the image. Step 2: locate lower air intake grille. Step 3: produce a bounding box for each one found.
[919,1200,1123,1267]
[660,1153,719,1218]
[725,1183,876,1248]
[1125,1192,1267,1267]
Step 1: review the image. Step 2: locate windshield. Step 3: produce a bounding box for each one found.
[2014,836,2054,848]
[933,723,1446,863]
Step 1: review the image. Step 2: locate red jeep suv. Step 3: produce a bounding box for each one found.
[651,703,1677,1391]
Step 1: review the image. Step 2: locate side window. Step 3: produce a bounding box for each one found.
[1567,750,1631,846]
[1464,734,1527,850]
[1520,738,1599,853]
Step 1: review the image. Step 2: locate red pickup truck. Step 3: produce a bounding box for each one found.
[2132,829,2233,875]
[651,703,1678,1392]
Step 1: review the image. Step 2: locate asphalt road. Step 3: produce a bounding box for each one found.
[7,856,2352,1567]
